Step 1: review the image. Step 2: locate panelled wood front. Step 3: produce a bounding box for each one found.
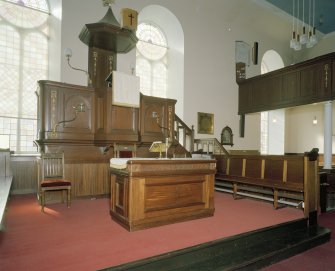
[140,94,176,142]
[37,80,95,141]
[144,175,205,212]
[65,163,110,197]
[238,53,335,114]
[110,159,216,231]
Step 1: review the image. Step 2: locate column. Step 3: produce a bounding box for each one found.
[324,101,333,170]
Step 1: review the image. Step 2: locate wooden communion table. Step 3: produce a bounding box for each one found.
[110,158,216,231]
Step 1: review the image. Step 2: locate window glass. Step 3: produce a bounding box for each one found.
[0,0,49,153]
[136,22,167,98]
[0,0,49,28]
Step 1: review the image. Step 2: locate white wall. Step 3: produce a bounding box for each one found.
[48,0,62,81]
[285,104,324,153]
[298,33,335,62]
[56,0,300,151]
[285,103,335,154]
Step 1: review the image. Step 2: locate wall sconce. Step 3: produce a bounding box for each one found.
[52,103,86,135]
[272,118,277,123]
[64,48,92,86]
[313,116,318,125]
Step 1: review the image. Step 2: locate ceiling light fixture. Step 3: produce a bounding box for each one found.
[290,0,317,50]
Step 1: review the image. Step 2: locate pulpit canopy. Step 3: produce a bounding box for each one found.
[79,7,138,53]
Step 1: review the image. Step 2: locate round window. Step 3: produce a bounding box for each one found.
[136,23,167,61]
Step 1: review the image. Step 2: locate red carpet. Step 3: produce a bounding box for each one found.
[0,192,303,271]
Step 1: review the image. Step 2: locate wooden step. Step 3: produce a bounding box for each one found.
[100,218,331,271]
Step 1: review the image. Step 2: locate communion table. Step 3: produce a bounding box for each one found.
[110,158,216,231]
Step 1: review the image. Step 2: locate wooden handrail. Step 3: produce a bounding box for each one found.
[194,138,229,156]
[174,114,194,152]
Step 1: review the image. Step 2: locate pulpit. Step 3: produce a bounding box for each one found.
[35,5,189,200]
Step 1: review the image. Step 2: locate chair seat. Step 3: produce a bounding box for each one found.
[41,179,71,188]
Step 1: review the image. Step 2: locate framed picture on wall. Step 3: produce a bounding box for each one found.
[197,112,214,134]
[221,126,233,146]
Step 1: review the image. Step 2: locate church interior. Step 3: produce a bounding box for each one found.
[1,0,335,270]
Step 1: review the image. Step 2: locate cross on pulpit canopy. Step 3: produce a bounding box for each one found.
[128,13,134,25]
[121,8,138,31]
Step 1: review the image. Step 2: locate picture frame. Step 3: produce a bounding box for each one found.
[197,112,214,134]
[221,126,234,146]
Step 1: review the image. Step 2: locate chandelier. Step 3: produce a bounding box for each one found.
[290,0,317,51]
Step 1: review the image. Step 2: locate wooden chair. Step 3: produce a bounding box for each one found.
[113,143,137,158]
[39,152,71,212]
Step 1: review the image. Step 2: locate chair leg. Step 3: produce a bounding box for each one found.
[41,191,45,212]
[273,189,278,209]
[61,190,65,203]
[67,188,71,208]
[233,183,238,199]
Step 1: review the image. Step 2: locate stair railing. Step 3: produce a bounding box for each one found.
[174,115,194,153]
[193,138,229,156]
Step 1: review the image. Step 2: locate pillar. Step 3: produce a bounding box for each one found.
[323,101,333,170]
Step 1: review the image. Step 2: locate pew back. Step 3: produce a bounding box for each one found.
[215,152,319,218]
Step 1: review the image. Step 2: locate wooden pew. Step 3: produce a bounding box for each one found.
[215,150,319,218]
[0,149,13,230]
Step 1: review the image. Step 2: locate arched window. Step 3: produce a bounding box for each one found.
[136,22,168,98]
[260,50,284,155]
[0,0,49,153]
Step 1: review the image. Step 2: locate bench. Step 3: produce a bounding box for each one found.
[215,150,319,217]
[0,149,13,230]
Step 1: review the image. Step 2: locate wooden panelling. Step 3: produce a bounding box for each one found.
[37,80,96,141]
[286,157,304,184]
[264,159,283,181]
[229,157,243,176]
[144,176,204,211]
[215,156,227,174]
[140,94,176,142]
[300,65,317,99]
[281,70,300,103]
[245,158,262,178]
[10,156,37,194]
[238,53,335,114]
[65,162,110,197]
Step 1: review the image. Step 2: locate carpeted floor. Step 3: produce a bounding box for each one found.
[0,192,304,271]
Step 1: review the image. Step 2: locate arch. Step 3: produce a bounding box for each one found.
[138,5,184,117]
[260,50,285,155]
[261,50,284,74]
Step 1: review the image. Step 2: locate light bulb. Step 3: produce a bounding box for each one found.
[300,27,308,44]
[64,48,73,59]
